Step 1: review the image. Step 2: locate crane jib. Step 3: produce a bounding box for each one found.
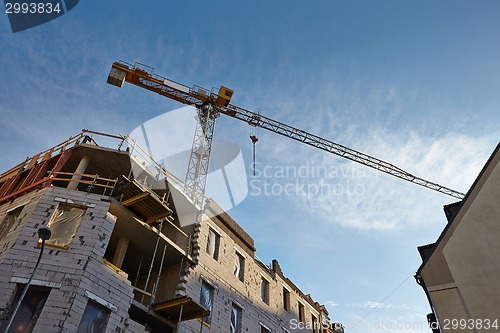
[107,61,466,200]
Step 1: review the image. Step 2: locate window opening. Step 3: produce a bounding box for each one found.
[200,280,215,325]
[0,285,50,333]
[230,303,242,333]
[261,278,269,304]
[234,252,245,281]
[0,206,25,242]
[206,228,220,260]
[76,300,111,333]
[45,204,86,249]
[298,302,305,322]
[283,287,290,311]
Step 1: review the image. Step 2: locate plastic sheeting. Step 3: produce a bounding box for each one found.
[234,254,244,281]
[76,300,110,333]
[0,206,24,241]
[199,281,214,325]
[206,229,218,259]
[0,285,50,333]
[230,303,241,333]
[45,204,85,249]
[233,255,241,278]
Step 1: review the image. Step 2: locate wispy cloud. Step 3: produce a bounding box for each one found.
[324,301,339,308]
[243,68,499,231]
[358,301,410,310]
[342,300,430,333]
[250,128,497,231]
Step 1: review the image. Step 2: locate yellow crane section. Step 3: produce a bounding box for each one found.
[108,61,465,207]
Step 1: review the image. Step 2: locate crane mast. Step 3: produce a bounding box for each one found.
[185,103,218,208]
[107,61,465,205]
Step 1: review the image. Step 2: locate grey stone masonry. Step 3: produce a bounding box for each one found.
[0,186,145,333]
[179,211,321,333]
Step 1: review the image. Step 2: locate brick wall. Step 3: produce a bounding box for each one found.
[179,212,320,333]
[0,187,142,333]
[0,185,324,333]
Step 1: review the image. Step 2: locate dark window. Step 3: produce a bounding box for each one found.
[200,281,215,325]
[283,287,290,311]
[298,302,305,322]
[260,324,271,333]
[206,228,220,260]
[230,303,242,333]
[234,252,245,281]
[0,285,50,333]
[312,314,318,333]
[76,300,110,333]
[45,204,86,249]
[261,278,269,304]
[0,206,24,242]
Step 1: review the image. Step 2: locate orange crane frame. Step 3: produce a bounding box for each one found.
[107,61,465,208]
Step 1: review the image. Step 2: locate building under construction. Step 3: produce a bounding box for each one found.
[0,130,341,333]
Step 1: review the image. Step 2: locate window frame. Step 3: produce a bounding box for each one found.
[311,313,318,333]
[298,302,305,323]
[283,286,290,311]
[206,227,221,261]
[230,302,243,333]
[259,322,271,333]
[0,284,51,333]
[199,280,215,325]
[234,251,245,282]
[44,203,86,249]
[0,205,24,242]
[76,299,111,333]
[261,277,270,305]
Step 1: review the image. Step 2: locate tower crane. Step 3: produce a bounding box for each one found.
[107,61,465,209]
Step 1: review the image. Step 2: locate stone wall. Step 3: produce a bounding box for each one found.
[0,187,141,333]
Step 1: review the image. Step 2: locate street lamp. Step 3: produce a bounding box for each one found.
[3,227,51,333]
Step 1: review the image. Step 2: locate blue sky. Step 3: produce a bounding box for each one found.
[1,1,499,332]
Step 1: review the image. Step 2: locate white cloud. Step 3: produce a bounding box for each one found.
[344,302,430,333]
[357,301,410,310]
[325,301,338,307]
[225,56,499,232]
[254,130,498,231]
[363,301,385,309]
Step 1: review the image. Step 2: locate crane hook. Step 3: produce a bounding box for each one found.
[250,135,258,176]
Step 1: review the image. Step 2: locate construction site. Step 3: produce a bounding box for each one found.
[0,129,340,333]
[3,2,500,333]
[0,59,498,333]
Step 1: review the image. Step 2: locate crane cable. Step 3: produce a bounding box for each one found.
[348,272,414,332]
[250,109,260,176]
